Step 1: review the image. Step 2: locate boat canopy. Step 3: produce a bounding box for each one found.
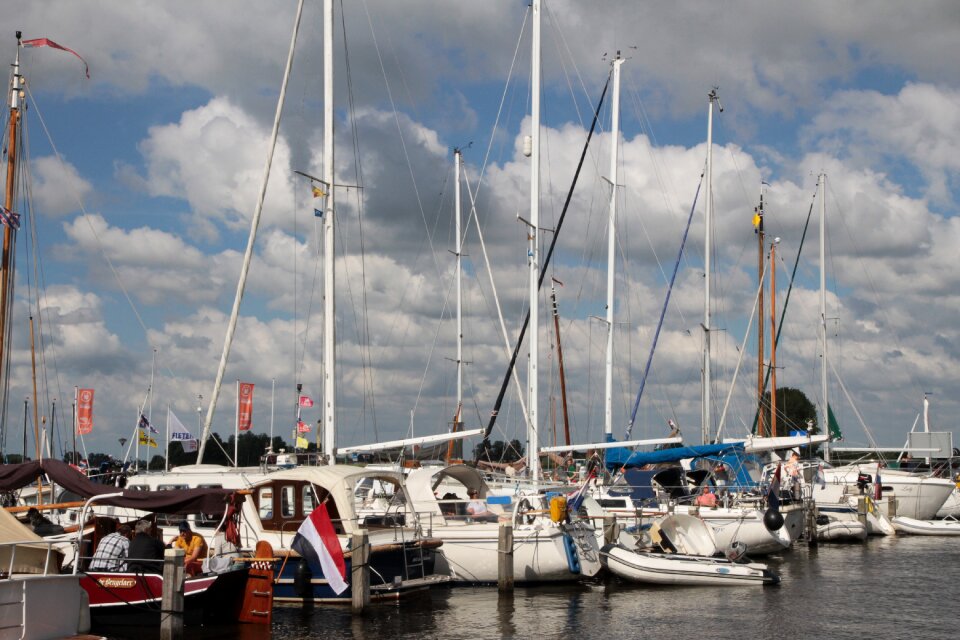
[0,460,242,515]
[605,443,743,470]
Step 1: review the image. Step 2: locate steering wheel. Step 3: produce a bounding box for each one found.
[515,498,536,526]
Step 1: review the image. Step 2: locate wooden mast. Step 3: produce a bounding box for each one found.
[549,279,571,446]
[0,33,23,415]
[755,189,766,437]
[769,238,779,438]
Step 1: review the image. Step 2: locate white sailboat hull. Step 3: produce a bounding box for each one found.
[816,465,954,520]
[600,544,779,586]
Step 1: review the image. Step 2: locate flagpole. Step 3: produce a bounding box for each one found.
[235,380,239,468]
[72,386,77,466]
[134,405,140,473]
[165,405,170,472]
[270,378,275,452]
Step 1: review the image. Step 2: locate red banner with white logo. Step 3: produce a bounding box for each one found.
[237,382,255,431]
[77,388,94,434]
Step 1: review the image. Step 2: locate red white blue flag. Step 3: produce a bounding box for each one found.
[767,463,781,513]
[0,207,20,230]
[874,469,883,500]
[291,502,348,594]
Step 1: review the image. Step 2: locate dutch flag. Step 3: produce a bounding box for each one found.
[291,502,348,595]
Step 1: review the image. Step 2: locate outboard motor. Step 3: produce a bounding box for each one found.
[725,540,748,562]
[856,473,872,495]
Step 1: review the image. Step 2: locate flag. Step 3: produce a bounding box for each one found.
[874,469,883,500]
[290,502,347,594]
[767,463,781,513]
[168,409,198,453]
[296,435,309,449]
[237,382,255,431]
[0,206,20,229]
[22,37,90,78]
[138,413,159,434]
[77,388,94,434]
[312,186,326,198]
[297,420,311,433]
[138,431,158,448]
[815,462,826,489]
[752,211,761,229]
[299,395,314,408]
[827,404,843,440]
[314,208,323,217]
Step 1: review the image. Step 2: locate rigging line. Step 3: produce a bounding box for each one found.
[359,0,443,282]
[625,173,704,440]
[340,1,378,437]
[830,357,880,451]
[716,257,769,441]
[483,76,610,441]
[23,84,152,346]
[407,270,457,436]
[826,179,923,403]
[462,173,530,430]
[459,6,528,245]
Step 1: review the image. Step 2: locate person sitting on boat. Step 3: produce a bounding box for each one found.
[127,520,165,574]
[89,524,133,572]
[465,489,498,522]
[169,521,208,576]
[694,485,718,508]
[784,450,802,496]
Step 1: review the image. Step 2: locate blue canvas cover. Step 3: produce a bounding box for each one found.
[605,443,743,470]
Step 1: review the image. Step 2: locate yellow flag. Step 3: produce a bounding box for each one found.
[296,436,309,449]
[138,432,158,448]
[312,186,326,198]
[752,212,761,228]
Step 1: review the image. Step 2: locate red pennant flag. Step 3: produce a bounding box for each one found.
[22,38,90,78]
[297,420,311,433]
[298,395,314,408]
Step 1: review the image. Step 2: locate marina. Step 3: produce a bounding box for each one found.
[0,1,958,638]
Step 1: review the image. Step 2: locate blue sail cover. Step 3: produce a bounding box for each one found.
[605,443,743,471]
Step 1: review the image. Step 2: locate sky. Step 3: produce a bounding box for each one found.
[1,0,959,462]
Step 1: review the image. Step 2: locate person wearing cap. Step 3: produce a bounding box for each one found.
[465,488,497,522]
[169,520,208,576]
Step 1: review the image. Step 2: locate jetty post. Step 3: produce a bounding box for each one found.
[856,496,868,527]
[887,497,898,518]
[161,547,185,640]
[351,530,370,613]
[498,523,514,591]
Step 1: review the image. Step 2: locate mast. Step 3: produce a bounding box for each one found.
[321,0,336,464]
[769,238,779,438]
[197,0,304,461]
[0,34,23,423]
[527,0,542,484]
[702,89,721,444]
[446,149,464,464]
[550,279,571,446]
[818,173,830,461]
[604,54,623,443]
[755,187,766,437]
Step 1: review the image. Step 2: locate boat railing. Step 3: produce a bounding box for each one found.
[0,539,64,578]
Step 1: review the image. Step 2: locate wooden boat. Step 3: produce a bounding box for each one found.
[80,564,250,626]
[891,516,960,536]
[600,543,779,586]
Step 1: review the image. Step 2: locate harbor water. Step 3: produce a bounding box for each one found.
[105,535,960,640]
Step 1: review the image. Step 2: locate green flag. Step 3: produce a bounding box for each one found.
[827,404,842,441]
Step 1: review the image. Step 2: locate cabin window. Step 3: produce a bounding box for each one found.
[303,485,317,516]
[258,488,274,519]
[280,485,296,518]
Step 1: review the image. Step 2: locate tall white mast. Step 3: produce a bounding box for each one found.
[527,0,542,484]
[604,54,624,442]
[819,173,830,462]
[454,149,464,428]
[702,89,721,444]
[321,0,336,464]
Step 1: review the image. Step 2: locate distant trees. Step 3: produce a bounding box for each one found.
[473,439,525,463]
[758,387,818,436]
